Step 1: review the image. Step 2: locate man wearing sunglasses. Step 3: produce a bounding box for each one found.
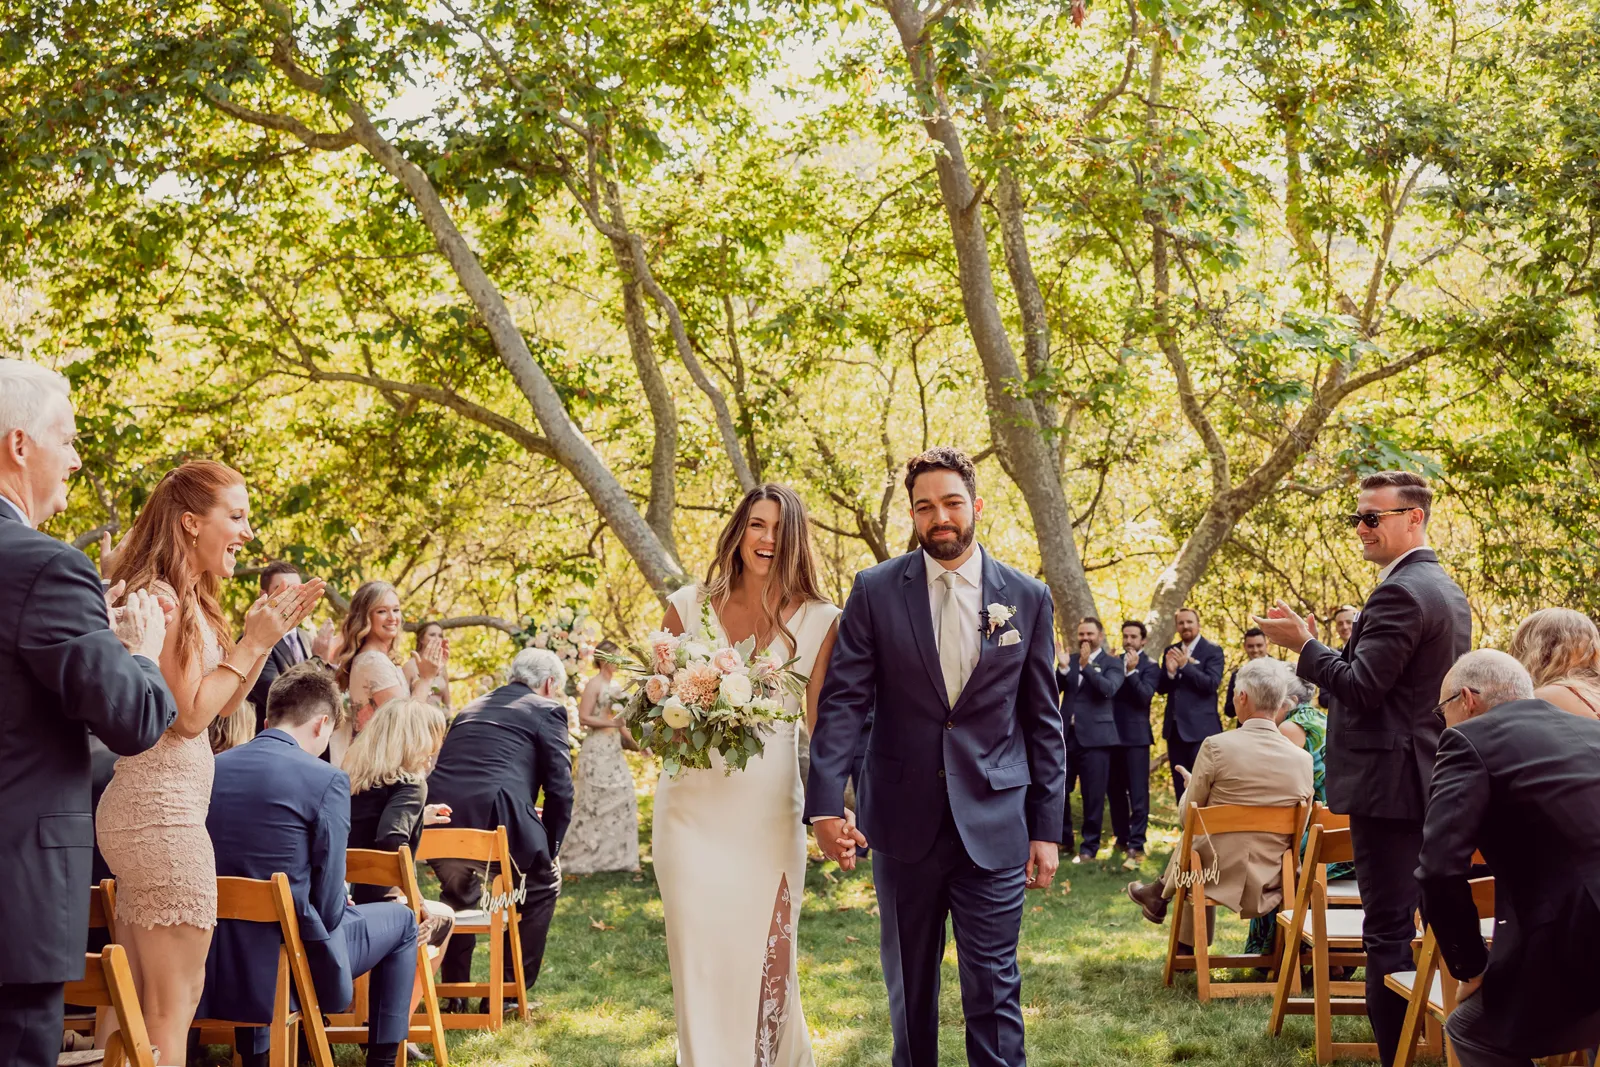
[1252,470,1471,1065]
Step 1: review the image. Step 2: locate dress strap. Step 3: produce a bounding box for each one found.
[1561,683,1600,716]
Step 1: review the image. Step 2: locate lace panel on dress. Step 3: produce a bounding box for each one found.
[754,873,795,1067]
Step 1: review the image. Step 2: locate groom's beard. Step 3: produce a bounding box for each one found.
[917,519,975,561]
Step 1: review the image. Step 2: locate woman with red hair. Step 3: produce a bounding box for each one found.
[96,461,323,1065]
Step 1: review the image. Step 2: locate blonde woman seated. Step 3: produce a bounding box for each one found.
[345,697,456,1042]
[1510,608,1600,719]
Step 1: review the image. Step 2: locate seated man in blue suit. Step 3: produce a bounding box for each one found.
[201,663,417,1067]
[1058,616,1125,864]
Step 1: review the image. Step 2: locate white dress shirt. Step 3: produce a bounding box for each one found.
[0,493,29,527]
[1376,545,1427,584]
[926,545,983,691]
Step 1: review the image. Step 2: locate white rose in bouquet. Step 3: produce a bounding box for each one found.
[720,672,754,708]
[683,639,713,661]
[660,695,693,730]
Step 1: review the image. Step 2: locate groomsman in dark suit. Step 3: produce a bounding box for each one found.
[1155,607,1225,804]
[1256,470,1471,1065]
[1108,620,1161,867]
[1419,650,1600,1066]
[0,359,177,1067]
[1058,617,1126,863]
[1222,627,1270,720]
[245,561,310,732]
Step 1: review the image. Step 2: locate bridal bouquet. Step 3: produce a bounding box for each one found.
[605,600,808,777]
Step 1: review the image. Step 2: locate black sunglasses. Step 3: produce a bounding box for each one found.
[1429,687,1478,724]
[1342,507,1419,529]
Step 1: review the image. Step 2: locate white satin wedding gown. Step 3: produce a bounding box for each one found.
[654,583,840,1067]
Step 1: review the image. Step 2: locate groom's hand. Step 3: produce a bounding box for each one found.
[813,816,867,869]
[1025,841,1059,890]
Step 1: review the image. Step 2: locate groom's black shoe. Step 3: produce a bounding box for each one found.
[1126,880,1168,924]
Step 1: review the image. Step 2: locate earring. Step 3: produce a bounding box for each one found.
[191,535,197,548]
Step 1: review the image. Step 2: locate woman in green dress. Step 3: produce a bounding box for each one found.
[1244,679,1356,956]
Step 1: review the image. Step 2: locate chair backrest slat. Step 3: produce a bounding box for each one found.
[345,848,405,889]
[416,827,499,864]
[215,876,282,924]
[1311,803,1350,831]
[1316,826,1355,865]
[1186,803,1307,836]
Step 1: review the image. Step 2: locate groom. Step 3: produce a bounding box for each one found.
[807,446,1067,1067]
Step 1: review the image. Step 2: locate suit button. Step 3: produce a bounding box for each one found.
[945,720,954,729]
[937,769,946,778]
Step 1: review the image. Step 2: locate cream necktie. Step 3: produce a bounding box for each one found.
[938,570,966,706]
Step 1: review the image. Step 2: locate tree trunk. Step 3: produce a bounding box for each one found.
[883,0,1096,628]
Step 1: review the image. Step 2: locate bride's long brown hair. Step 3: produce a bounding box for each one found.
[107,460,241,671]
[702,483,825,654]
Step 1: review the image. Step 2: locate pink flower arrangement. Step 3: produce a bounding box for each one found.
[648,631,680,675]
[673,661,723,709]
[644,673,672,704]
[711,646,745,674]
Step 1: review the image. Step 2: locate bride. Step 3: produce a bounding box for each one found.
[656,483,845,1066]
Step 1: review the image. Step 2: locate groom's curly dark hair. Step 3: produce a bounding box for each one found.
[904,446,977,501]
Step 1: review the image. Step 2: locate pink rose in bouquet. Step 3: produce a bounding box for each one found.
[710,646,744,675]
[648,631,680,675]
[644,673,673,704]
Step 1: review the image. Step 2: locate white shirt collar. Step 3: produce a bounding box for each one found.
[1377,545,1427,584]
[0,493,30,528]
[924,544,984,590]
[1184,635,1202,655]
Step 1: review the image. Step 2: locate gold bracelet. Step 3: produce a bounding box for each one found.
[216,660,249,685]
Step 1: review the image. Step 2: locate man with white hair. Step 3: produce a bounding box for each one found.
[1418,649,1600,1065]
[425,648,574,1004]
[0,359,177,1066]
[1126,657,1314,949]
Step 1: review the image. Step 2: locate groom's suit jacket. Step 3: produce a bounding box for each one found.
[806,546,1067,870]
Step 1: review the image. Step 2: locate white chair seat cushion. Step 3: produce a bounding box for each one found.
[453,908,491,926]
[1326,879,1362,905]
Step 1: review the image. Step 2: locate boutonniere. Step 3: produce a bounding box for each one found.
[982,603,1016,637]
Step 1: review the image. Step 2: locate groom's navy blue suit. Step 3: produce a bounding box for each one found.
[807,546,1066,1067]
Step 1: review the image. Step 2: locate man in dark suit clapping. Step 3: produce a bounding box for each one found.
[1109,620,1162,867]
[1155,607,1225,804]
[1058,617,1126,864]
[1419,650,1600,1066]
[427,648,574,999]
[0,359,177,1067]
[1255,470,1471,1064]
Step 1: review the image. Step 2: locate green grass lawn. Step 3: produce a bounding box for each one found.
[423,765,1378,1066]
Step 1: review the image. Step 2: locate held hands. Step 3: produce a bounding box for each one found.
[109,584,169,661]
[423,803,452,826]
[1025,841,1059,890]
[243,578,327,654]
[813,810,868,870]
[1250,599,1314,654]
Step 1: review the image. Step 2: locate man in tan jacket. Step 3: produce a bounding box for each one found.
[1126,656,1314,945]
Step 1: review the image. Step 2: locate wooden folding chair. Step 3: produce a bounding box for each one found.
[415,826,529,1029]
[1308,805,1362,908]
[67,880,121,1038]
[1390,876,1497,1067]
[1161,802,1309,1001]
[1267,824,1382,1062]
[324,845,449,1065]
[61,945,155,1067]
[191,873,334,1067]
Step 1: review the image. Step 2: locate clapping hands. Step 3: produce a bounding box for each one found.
[1251,599,1315,654]
[107,581,171,660]
[243,578,327,653]
[1163,646,1189,675]
[413,632,448,681]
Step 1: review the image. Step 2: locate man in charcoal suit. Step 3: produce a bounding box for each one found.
[243,561,311,733]
[1419,650,1600,1066]
[1108,620,1162,867]
[1256,470,1471,1064]
[1155,607,1225,804]
[426,647,573,999]
[203,664,418,1067]
[1058,617,1125,864]
[808,447,1065,1067]
[1222,627,1270,720]
[0,359,177,1067]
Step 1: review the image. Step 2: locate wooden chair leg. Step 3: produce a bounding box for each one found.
[508,903,529,1021]
[488,911,505,1031]
[1267,918,1301,1036]
[417,943,449,1067]
[1192,892,1212,1002]
[1394,935,1437,1067]
[1312,902,1333,1064]
[1163,878,1186,988]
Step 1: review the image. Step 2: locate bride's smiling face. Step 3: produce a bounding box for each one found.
[739,500,781,579]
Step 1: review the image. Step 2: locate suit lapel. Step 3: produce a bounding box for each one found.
[900,549,950,710]
[953,549,1009,715]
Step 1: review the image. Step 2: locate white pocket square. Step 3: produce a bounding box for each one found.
[998,630,1021,647]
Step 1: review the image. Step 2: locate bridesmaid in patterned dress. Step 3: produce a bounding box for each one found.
[96,461,323,1065]
[329,581,444,767]
[561,642,641,875]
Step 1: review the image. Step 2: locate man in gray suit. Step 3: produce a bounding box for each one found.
[0,359,176,1067]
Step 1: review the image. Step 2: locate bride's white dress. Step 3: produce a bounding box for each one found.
[654,583,840,1067]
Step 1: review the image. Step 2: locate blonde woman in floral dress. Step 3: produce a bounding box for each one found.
[330,581,444,766]
[560,642,641,875]
[654,484,843,1067]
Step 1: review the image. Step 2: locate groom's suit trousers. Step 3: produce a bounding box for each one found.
[874,806,1027,1067]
